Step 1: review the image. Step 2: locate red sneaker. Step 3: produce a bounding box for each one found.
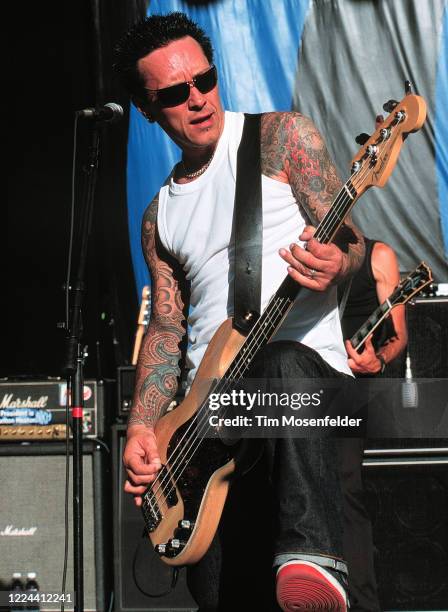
[276,560,348,611]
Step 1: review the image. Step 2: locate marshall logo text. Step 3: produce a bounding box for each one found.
[0,525,37,536]
[0,394,49,409]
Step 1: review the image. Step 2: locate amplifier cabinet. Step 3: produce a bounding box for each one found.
[362,453,448,611]
[407,297,448,378]
[365,295,448,452]
[0,441,110,611]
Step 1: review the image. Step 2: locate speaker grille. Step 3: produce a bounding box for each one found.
[407,299,448,378]
[364,461,448,609]
[0,443,107,611]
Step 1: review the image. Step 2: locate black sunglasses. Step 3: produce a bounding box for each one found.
[146,65,217,108]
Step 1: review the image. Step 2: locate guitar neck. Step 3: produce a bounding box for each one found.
[313,179,358,244]
[350,301,392,351]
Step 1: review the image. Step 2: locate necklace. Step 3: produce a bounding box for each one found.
[182,152,214,180]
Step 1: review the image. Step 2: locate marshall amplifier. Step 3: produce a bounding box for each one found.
[0,379,107,440]
[0,441,109,611]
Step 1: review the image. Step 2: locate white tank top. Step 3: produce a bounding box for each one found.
[157,111,352,386]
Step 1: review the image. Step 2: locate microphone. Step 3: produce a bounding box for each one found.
[76,102,124,122]
[401,350,418,408]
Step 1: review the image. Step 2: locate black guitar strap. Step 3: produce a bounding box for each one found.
[233,113,263,334]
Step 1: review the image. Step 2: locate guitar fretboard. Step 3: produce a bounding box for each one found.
[350,301,391,350]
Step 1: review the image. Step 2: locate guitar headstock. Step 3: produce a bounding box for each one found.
[137,285,151,328]
[350,93,426,197]
[131,285,151,365]
[390,262,433,306]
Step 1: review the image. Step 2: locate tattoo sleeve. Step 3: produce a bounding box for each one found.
[260,112,365,278]
[128,195,187,429]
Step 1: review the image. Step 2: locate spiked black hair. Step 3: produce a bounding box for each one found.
[113,12,214,101]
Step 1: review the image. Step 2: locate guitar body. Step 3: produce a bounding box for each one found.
[149,318,250,566]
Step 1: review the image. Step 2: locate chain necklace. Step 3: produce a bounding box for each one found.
[181,151,214,180]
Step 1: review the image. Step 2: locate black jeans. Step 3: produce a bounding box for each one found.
[187,341,350,611]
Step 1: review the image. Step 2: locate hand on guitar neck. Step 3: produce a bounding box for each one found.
[345,336,384,375]
[279,225,348,290]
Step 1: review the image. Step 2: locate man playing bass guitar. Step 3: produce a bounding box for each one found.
[114,12,366,611]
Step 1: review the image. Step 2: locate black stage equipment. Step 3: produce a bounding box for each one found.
[362,296,448,608]
[406,297,448,378]
[116,366,136,420]
[362,452,448,611]
[0,441,109,611]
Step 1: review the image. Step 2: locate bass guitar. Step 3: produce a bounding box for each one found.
[143,92,427,566]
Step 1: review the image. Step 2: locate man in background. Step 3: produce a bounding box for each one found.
[339,236,407,611]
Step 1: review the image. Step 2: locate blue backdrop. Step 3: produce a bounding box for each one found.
[126,0,448,296]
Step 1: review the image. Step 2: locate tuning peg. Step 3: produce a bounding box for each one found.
[405,80,412,95]
[355,133,370,145]
[383,99,398,113]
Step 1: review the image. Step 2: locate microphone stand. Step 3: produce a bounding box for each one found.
[63,122,101,612]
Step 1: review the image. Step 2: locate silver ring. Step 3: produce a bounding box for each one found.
[309,268,317,279]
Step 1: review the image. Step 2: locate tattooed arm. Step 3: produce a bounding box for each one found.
[123,194,188,506]
[260,112,365,290]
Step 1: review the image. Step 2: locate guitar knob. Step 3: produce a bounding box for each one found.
[383,99,398,113]
[155,543,167,555]
[167,538,187,551]
[355,133,370,145]
[178,519,194,531]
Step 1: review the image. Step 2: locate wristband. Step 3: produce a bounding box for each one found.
[376,353,386,375]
